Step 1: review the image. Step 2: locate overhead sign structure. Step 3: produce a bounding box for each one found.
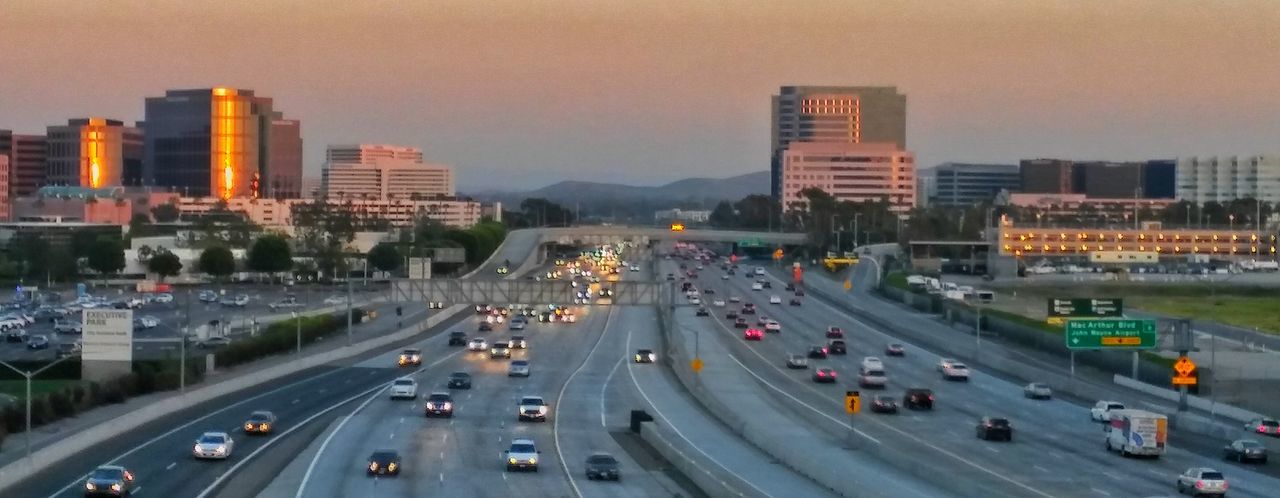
[1047,298,1124,318]
[844,390,861,414]
[1172,356,1198,386]
[1065,319,1157,350]
[82,309,134,362]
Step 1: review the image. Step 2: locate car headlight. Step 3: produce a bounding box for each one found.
[245,423,254,430]
[370,462,379,470]
[443,402,453,409]
[387,462,397,471]
[538,406,547,414]
[528,457,537,464]
[509,457,518,464]
[86,482,96,491]
[194,444,202,452]
[111,483,123,492]
[260,423,270,430]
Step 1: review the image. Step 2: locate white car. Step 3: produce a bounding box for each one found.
[936,358,959,371]
[941,362,970,381]
[764,320,781,333]
[467,338,488,351]
[751,282,764,291]
[721,274,730,280]
[689,297,701,305]
[1090,401,1126,422]
[192,431,234,459]
[518,396,549,422]
[0,317,26,331]
[629,265,640,272]
[151,293,174,304]
[1023,383,1052,399]
[712,299,726,307]
[858,368,888,388]
[1176,467,1228,496]
[768,295,782,304]
[323,295,348,306]
[138,316,160,329]
[505,438,540,471]
[389,377,418,399]
[861,357,884,370]
[728,296,741,303]
[755,267,766,276]
[508,360,531,377]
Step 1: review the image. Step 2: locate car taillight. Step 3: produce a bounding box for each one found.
[1195,481,1204,489]
[928,395,934,400]
[1259,425,1266,432]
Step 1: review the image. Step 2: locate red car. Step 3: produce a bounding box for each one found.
[826,327,844,339]
[743,328,764,341]
[812,367,838,383]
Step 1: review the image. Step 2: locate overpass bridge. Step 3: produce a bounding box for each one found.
[532,226,807,247]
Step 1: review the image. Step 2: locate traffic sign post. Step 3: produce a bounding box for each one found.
[844,390,861,450]
[1047,298,1124,318]
[1172,356,1197,386]
[1064,319,1157,350]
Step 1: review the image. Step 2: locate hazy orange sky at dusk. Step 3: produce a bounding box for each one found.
[2,0,1278,190]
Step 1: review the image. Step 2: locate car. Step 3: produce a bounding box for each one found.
[764,320,781,333]
[754,266,766,276]
[398,348,422,367]
[26,335,50,350]
[976,417,1013,441]
[478,321,493,332]
[741,304,756,315]
[424,392,455,417]
[733,317,748,328]
[1023,383,1052,400]
[54,319,83,334]
[859,367,887,388]
[794,289,805,297]
[518,396,549,422]
[789,298,802,306]
[703,288,715,295]
[1176,467,1228,496]
[634,349,656,363]
[1223,439,1268,463]
[860,357,883,370]
[138,316,160,328]
[389,377,417,399]
[151,293,174,304]
[505,438,541,472]
[665,273,675,281]
[743,328,764,341]
[750,282,764,291]
[198,290,219,302]
[937,358,959,371]
[695,307,709,317]
[268,297,303,311]
[828,340,847,355]
[509,360,531,377]
[429,301,445,309]
[812,367,838,383]
[1245,417,1280,437]
[785,283,795,291]
[785,354,809,369]
[756,316,769,327]
[585,452,621,481]
[807,345,829,359]
[496,266,510,275]
[243,410,277,434]
[509,317,527,330]
[56,341,82,358]
[630,265,640,272]
[3,327,27,343]
[728,296,741,303]
[712,299,726,307]
[367,450,402,476]
[903,388,934,410]
[941,362,970,381]
[885,343,906,356]
[1091,401,1126,422]
[870,395,898,414]
[448,331,467,346]
[447,372,472,389]
[768,295,782,304]
[83,465,136,497]
[721,274,730,280]
[467,338,488,351]
[826,326,844,339]
[510,335,527,349]
[192,431,234,460]
[490,341,512,359]
[760,280,772,289]
[688,296,702,305]
[323,295,348,306]
[198,336,232,349]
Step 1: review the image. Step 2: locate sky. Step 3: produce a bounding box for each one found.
[2,0,1279,192]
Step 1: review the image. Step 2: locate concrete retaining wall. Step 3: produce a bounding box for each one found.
[636,420,763,498]
[1113,374,1262,424]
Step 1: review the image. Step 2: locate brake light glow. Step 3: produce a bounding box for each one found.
[1195,481,1204,489]
[1259,425,1266,432]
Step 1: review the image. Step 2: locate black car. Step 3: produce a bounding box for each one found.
[761,281,772,289]
[827,340,847,355]
[734,318,749,329]
[478,321,493,332]
[695,308,709,317]
[703,288,715,294]
[425,393,455,418]
[903,389,934,410]
[870,395,898,414]
[785,283,795,291]
[885,343,906,356]
[740,305,756,315]
[367,450,401,476]
[976,417,1013,441]
[447,372,472,389]
[26,335,50,350]
[1223,439,1268,463]
[585,453,621,481]
[807,346,829,359]
[634,349,656,363]
[243,410,277,434]
[794,289,805,297]
[726,311,739,319]
[83,465,136,497]
[789,298,802,306]
[448,331,467,346]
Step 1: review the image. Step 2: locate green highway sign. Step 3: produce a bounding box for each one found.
[1048,298,1123,318]
[1065,319,1157,350]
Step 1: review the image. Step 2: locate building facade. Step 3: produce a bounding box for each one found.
[1176,155,1280,205]
[46,118,145,189]
[320,144,454,201]
[929,163,1020,207]
[998,221,1276,260]
[0,156,9,220]
[780,142,916,213]
[175,197,484,230]
[1021,158,1176,199]
[771,86,907,200]
[653,209,711,223]
[267,117,303,198]
[3,133,48,198]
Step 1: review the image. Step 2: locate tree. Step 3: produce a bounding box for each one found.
[86,238,126,278]
[151,203,180,223]
[198,246,236,280]
[291,201,358,280]
[709,201,737,228]
[733,195,776,230]
[367,243,402,275]
[147,252,183,281]
[247,234,293,278]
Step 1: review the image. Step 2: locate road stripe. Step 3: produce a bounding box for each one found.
[165,462,176,470]
[553,307,616,498]
[600,356,625,428]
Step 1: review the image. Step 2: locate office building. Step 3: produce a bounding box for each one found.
[143,87,297,199]
[1176,155,1280,205]
[267,117,303,198]
[1021,158,1176,199]
[771,86,907,200]
[780,142,916,213]
[1144,160,1177,199]
[1,133,48,197]
[0,156,9,220]
[1020,159,1075,194]
[175,197,486,230]
[45,118,145,188]
[654,209,711,223]
[929,163,1020,207]
[320,144,454,201]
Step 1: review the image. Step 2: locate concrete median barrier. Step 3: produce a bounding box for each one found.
[635,419,764,498]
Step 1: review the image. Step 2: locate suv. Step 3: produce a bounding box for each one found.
[389,377,417,400]
[975,417,1013,441]
[509,335,527,349]
[1245,418,1280,437]
[903,388,934,410]
[858,367,887,388]
[827,340,847,355]
[424,392,454,417]
[448,331,467,346]
[518,396,549,422]
[634,349,656,363]
[584,453,620,481]
[509,360,531,377]
[447,372,472,389]
[54,320,83,334]
[505,438,540,472]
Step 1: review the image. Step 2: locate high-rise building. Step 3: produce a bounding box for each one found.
[1080,161,1146,198]
[1144,160,1177,199]
[143,88,296,198]
[929,163,1020,207]
[771,86,907,201]
[320,144,454,201]
[0,156,10,220]
[267,117,303,198]
[1019,159,1075,194]
[780,142,916,213]
[1177,155,1280,205]
[1,132,49,197]
[45,118,144,188]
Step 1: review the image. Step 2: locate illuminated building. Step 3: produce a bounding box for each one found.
[46,118,144,188]
[143,88,299,198]
[771,86,907,201]
[997,221,1277,260]
[780,142,916,213]
[267,118,303,198]
[320,145,454,201]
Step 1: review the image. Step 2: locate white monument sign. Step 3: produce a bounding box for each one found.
[82,309,134,362]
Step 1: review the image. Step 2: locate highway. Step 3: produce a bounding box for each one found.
[672,256,1280,497]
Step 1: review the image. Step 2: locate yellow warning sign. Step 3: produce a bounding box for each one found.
[691,357,704,373]
[773,248,784,260]
[843,279,852,290]
[844,390,861,414]
[1172,355,1197,386]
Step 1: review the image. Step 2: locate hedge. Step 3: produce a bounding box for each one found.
[213,313,343,368]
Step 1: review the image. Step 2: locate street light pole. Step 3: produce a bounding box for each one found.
[853,213,862,250]
[293,311,301,354]
[346,275,354,347]
[0,354,79,461]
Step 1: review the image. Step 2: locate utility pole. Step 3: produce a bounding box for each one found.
[853,213,861,250]
[346,275,354,346]
[0,354,78,461]
[293,311,301,354]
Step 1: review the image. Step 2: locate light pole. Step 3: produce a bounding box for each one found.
[852,213,862,250]
[292,311,301,354]
[0,354,79,460]
[831,214,841,254]
[346,275,354,347]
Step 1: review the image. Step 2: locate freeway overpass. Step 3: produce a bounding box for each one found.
[533,226,807,246]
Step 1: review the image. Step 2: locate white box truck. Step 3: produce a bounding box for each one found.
[1104,409,1167,458]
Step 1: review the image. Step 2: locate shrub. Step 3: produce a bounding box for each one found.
[48,390,76,418]
[2,405,21,433]
[29,397,54,426]
[102,381,126,404]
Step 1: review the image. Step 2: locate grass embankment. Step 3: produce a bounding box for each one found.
[0,379,79,401]
[1127,296,1280,335]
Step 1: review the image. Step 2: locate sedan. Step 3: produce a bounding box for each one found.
[743,328,764,341]
[768,295,782,304]
[467,338,488,351]
[1245,418,1280,437]
[807,346,829,359]
[885,343,906,356]
[728,296,741,303]
[826,326,844,339]
[367,450,402,476]
[789,298,802,306]
[447,372,472,389]
[584,453,621,481]
[785,354,809,369]
[634,349,656,363]
[1023,383,1052,400]
[812,367,838,383]
[712,299,726,307]
[975,417,1013,441]
[695,308,709,317]
[192,432,234,459]
[243,411,276,434]
[726,311,739,320]
[870,395,898,414]
[733,318,748,328]
[83,465,136,497]
[1223,439,1268,464]
[27,335,50,350]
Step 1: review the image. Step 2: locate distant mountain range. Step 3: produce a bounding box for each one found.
[465,171,769,211]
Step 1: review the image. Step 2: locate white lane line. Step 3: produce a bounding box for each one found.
[440,451,445,459]
[552,306,616,498]
[291,398,300,404]
[1090,488,1111,496]
[502,473,508,481]
[389,432,395,440]
[166,462,177,470]
[625,325,775,498]
[1147,469,1164,477]
[318,389,326,394]
[985,446,999,453]
[439,472,444,483]
[1032,465,1048,472]
[600,354,625,427]
[399,417,404,424]
[132,486,143,495]
[1103,472,1123,481]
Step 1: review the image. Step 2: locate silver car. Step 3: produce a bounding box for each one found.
[785,354,809,369]
[1176,467,1227,496]
[1023,383,1052,400]
[508,360,531,377]
[192,431,235,459]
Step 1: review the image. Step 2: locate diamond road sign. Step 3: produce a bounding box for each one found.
[1065,319,1157,350]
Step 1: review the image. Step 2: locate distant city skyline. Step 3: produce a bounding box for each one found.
[2,0,1279,192]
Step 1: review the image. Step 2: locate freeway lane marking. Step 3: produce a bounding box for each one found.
[1090,488,1112,496]
[165,462,176,470]
[985,446,1000,453]
[291,398,300,404]
[1032,465,1048,472]
[553,306,616,498]
[600,356,625,428]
